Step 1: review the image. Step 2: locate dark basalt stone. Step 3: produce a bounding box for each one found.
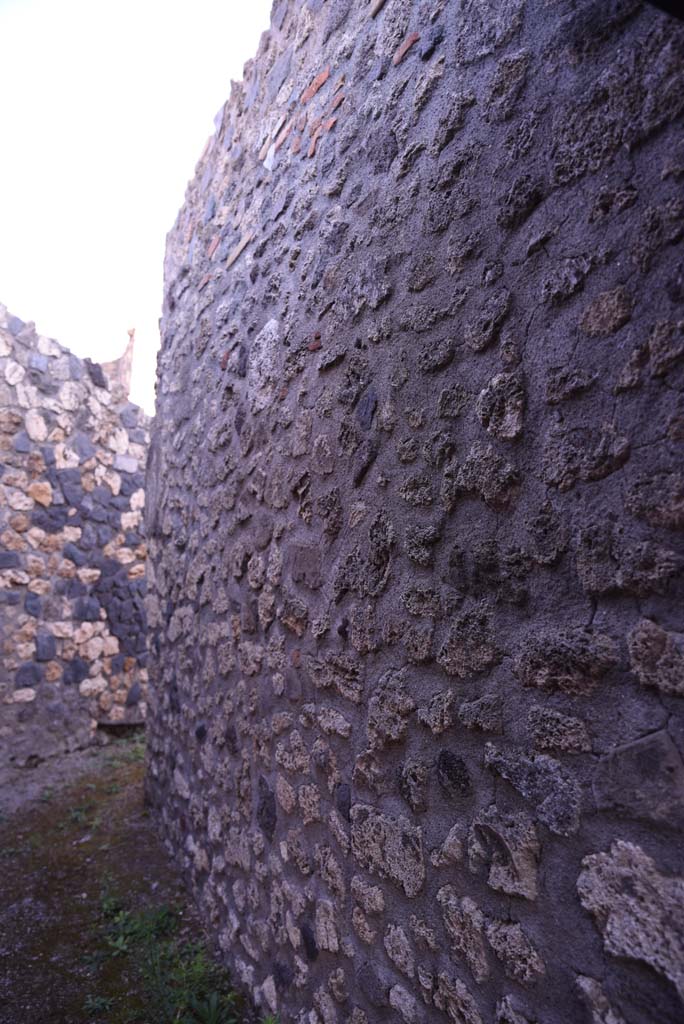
[35,634,56,662]
[256,776,277,841]
[16,662,43,687]
[301,921,318,962]
[84,358,107,389]
[436,750,472,797]
[335,782,352,821]
[62,658,89,686]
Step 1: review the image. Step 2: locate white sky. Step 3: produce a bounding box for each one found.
[0,0,272,412]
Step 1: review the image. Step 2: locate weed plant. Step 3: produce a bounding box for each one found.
[88,883,270,1024]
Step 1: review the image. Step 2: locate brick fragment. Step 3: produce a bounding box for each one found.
[226,231,253,269]
[330,92,345,113]
[292,135,302,156]
[301,66,330,104]
[207,235,220,259]
[308,127,323,158]
[274,118,294,151]
[307,116,338,157]
[393,32,420,66]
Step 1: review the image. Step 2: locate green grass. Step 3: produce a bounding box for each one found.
[69,800,97,824]
[2,732,274,1024]
[0,845,24,859]
[84,993,115,1015]
[112,733,146,766]
[88,884,258,1024]
[57,797,102,833]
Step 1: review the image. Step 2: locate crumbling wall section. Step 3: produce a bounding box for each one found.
[146,2,684,1023]
[0,306,149,770]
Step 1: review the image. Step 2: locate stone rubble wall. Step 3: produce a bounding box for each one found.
[0,305,149,770]
[145,2,684,1023]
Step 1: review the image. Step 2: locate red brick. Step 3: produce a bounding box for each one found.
[323,116,338,134]
[297,113,307,132]
[207,235,220,259]
[226,231,253,269]
[301,66,330,104]
[308,126,323,158]
[393,31,420,65]
[330,92,345,113]
[274,118,294,151]
[198,273,211,292]
[291,135,302,155]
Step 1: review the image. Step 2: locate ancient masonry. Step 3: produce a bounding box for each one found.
[145,1,684,1023]
[0,304,149,772]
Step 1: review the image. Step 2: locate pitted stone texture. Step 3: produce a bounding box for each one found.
[144,2,684,1022]
[628,619,684,697]
[485,921,545,985]
[467,806,539,900]
[515,628,618,696]
[350,805,425,898]
[433,973,483,1024]
[366,667,416,751]
[437,890,489,983]
[484,745,582,836]
[578,841,684,1000]
[528,706,591,754]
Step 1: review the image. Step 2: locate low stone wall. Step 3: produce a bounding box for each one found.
[0,305,149,770]
[145,2,684,1024]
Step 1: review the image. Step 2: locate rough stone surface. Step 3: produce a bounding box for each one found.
[578,842,684,1003]
[467,806,539,900]
[628,618,684,696]
[144,2,684,1022]
[0,305,149,769]
[350,805,425,898]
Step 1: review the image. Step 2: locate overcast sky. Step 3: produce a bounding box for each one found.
[0,0,271,411]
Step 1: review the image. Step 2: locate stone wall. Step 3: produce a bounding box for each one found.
[145,2,684,1022]
[0,305,149,771]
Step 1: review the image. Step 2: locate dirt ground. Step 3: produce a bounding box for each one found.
[0,737,127,820]
[0,734,256,1024]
